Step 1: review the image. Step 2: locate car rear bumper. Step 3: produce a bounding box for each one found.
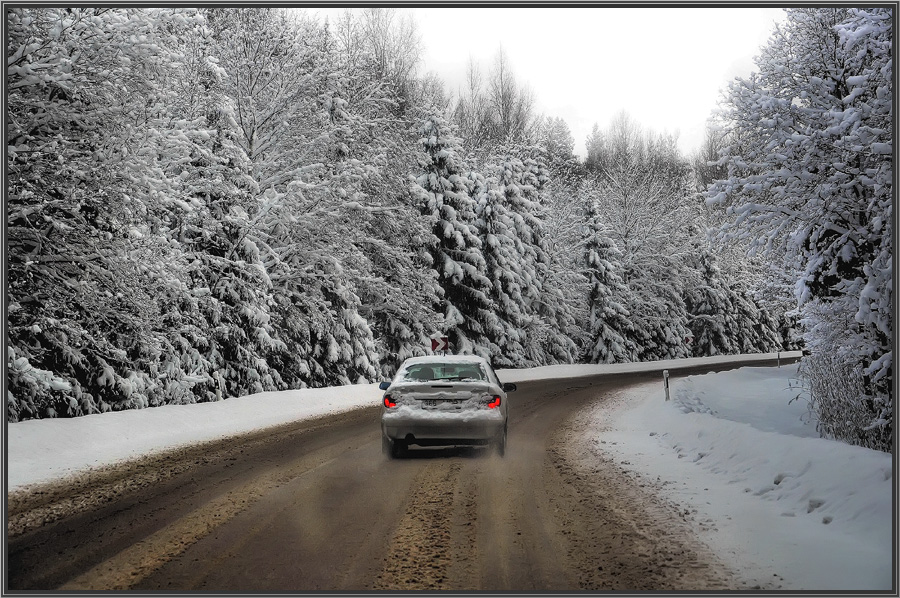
[382,411,505,445]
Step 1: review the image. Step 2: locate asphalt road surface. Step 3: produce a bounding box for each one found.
[7,359,789,591]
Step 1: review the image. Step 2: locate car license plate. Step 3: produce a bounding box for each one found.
[422,399,460,407]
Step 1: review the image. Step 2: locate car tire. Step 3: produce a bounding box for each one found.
[383,435,405,459]
[392,439,407,459]
[495,424,507,457]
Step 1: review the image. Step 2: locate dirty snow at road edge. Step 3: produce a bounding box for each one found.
[580,362,893,591]
[5,352,893,590]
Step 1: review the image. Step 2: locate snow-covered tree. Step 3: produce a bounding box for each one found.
[536,116,579,178]
[321,12,444,376]
[470,170,529,366]
[709,8,892,451]
[540,179,592,354]
[354,8,423,110]
[584,114,694,361]
[201,8,388,388]
[680,227,782,358]
[682,251,732,357]
[583,199,636,363]
[451,58,493,147]
[203,8,328,193]
[7,8,211,418]
[411,115,498,358]
[486,150,576,364]
[486,49,537,144]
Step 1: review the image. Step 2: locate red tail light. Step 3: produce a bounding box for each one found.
[383,395,397,408]
[488,395,501,409]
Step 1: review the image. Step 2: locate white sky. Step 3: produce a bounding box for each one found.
[310,6,787,157]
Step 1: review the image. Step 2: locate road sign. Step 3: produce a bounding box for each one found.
[431,337,449,352]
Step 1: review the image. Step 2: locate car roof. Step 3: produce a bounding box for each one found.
[400,355,491,367]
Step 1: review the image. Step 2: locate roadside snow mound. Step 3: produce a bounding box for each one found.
[587,363,893,591]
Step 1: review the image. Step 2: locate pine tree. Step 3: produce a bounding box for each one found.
[682,240,734,357]
[537,116,580,178]
[470,169,528,366]
[540,178,593,356]
[202,8,386,389]
[411,115,498,358]
[319,18,443,377]
[473,147,577,365]
[513,152,578,364]
[583,199,636,363]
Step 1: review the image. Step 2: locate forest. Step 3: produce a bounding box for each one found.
[5,8,892,452]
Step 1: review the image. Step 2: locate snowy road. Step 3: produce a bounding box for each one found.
[8,360,788,591]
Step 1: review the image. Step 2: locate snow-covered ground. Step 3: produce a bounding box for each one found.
[5,352,790,492]
[584,362,894,591]
[5,351,893,590]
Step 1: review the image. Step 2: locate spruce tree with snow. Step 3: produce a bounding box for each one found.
[518,155,579,365]
[203,8,385,389]
[480,148,577,365]
[690,128,786,357]
[6,8,212,419]
[681,232,782,359]
[540,179,594,355]
[709,7,892,451]
[683,235,738,357]
[470,170,529,366]
[583,199,636,363]
[536,116,580,178]
[411,115,499,359]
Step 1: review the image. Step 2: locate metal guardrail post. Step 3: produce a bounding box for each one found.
[663,369,670,401]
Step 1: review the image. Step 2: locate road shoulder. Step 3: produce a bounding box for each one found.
[556,384,776,590]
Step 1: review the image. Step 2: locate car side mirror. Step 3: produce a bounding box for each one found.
[378,381,391,390]
[502,382,517,392]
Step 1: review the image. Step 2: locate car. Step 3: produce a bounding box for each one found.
[379,355,516,458]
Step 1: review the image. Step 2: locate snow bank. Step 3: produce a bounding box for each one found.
[5,384,381,492]
[6,353,795,492]
[496,351,797,382]
[586,363,894,591]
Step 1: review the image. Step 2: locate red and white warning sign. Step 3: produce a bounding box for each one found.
[431,337,450,352]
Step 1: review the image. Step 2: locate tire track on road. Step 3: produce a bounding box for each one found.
[373,460,467,590]
[60,454,341,591]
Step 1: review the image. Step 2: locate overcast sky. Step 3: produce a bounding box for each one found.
[312,7,787,158]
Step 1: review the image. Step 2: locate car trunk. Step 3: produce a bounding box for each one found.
[391,381,495,410]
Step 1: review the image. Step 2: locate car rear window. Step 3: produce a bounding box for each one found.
[399,363,486,382]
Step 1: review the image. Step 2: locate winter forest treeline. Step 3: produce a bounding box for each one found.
[5,8,892,452]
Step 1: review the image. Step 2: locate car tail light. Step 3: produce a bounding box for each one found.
[383,395,397,408]
[487,395,501,409]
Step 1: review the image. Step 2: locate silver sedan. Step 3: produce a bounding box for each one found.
[379,355,516,458]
